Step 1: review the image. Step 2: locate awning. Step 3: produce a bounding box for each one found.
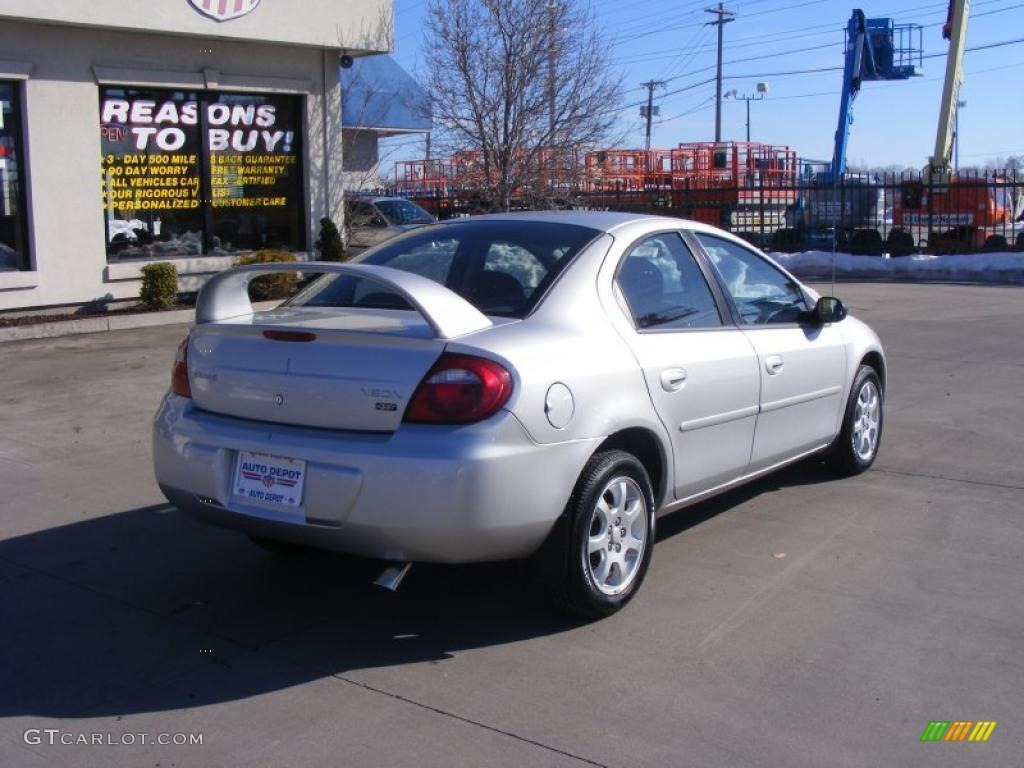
[340,55,432,136]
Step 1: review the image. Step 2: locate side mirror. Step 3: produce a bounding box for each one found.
[808,296,847,325]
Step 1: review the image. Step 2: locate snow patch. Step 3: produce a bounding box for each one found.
[770,250,1024,285]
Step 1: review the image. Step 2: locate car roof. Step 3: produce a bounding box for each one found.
[442,209,727,237]
[350,195,414,204]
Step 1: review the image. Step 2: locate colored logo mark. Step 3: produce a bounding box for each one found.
[189,0,261,23]
[921,721,997,742]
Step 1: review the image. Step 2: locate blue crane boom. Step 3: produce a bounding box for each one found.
[821,9,922,184]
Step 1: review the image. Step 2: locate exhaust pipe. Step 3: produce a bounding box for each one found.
[374,561,412,592]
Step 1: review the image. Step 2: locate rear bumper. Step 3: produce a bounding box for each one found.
[153,393,599,563]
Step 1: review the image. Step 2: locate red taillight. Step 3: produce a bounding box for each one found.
[404,353,513,424]
[171,336,192,398]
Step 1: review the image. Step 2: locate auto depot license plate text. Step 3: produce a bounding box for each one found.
[233,451,306,507]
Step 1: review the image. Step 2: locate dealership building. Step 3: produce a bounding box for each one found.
[0,0,413,310]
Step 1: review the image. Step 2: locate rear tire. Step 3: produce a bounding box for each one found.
[828,365,883,476]
[544,450,656,619]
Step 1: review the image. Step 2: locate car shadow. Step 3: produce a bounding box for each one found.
[655,459,837,542]
[0,460,834,720]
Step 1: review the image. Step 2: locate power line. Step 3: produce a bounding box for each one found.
[618,53,1024,149]
[654,95,715,126]
[736,0,831,20]
[692,36,1024,94]
[612,32,1024,115]
[763,57,1024,102]
[943,35,1024,54]
[607,0,885,49]
[725,64,841,78]
[604,2,708,43]
[610,0,1014,58]
[658,24,714,82]
[631,2,1024,90]
[619,38,836,67]
[615,77,717,114]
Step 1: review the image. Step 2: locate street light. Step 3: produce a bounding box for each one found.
[725,82,769,142]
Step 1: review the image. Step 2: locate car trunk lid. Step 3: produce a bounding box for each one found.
[189,308,445,432]
[187,263,495,433]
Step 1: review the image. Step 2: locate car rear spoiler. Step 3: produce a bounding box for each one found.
[195,262,493,340]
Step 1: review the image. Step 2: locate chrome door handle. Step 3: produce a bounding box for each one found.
[660,368,687,392]
[765,355,785,375]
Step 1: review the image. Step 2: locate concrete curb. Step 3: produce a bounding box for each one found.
[0,301,281,343]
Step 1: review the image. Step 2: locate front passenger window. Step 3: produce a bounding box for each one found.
[695,234,807,325]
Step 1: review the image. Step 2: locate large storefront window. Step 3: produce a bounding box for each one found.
[100,87,305,260]
[0,82,29,271]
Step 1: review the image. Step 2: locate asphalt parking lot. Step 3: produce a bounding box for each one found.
[1,282,1021,767]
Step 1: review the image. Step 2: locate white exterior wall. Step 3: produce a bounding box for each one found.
[0,0,391,50]
[0,1,390,309]
[341,129,383,191]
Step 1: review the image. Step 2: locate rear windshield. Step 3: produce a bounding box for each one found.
[290,220,600,318]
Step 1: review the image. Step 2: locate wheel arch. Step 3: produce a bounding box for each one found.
[860,349,886,393]
[592,427,668,509]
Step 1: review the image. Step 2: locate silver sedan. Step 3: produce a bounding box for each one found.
[345,196,436,249]
[153,212,885,618]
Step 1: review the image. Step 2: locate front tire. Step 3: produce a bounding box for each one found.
[547,450,656,619]
[828,365,883,475]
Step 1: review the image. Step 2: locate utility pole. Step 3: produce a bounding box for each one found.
[641,80,665,152]
[705,3,735,143]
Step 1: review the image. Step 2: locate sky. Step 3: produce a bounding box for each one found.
[380,0,1024,177]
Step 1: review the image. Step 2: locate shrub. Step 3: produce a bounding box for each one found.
[139,262,178,309]
[236,250,297,301]
[316,216,345,261]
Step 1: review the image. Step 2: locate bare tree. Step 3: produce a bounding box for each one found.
[424,0,622,211]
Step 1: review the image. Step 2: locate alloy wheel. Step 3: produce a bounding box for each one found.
[586,476,648,596]
[852,379,881,463]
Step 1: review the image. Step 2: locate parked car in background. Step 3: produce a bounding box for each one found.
[345,195,436,249]
[153,212,885,618]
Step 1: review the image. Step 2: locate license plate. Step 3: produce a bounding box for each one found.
[233,451,306,508]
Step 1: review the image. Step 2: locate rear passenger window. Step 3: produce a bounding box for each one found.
[617,233,722,330]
